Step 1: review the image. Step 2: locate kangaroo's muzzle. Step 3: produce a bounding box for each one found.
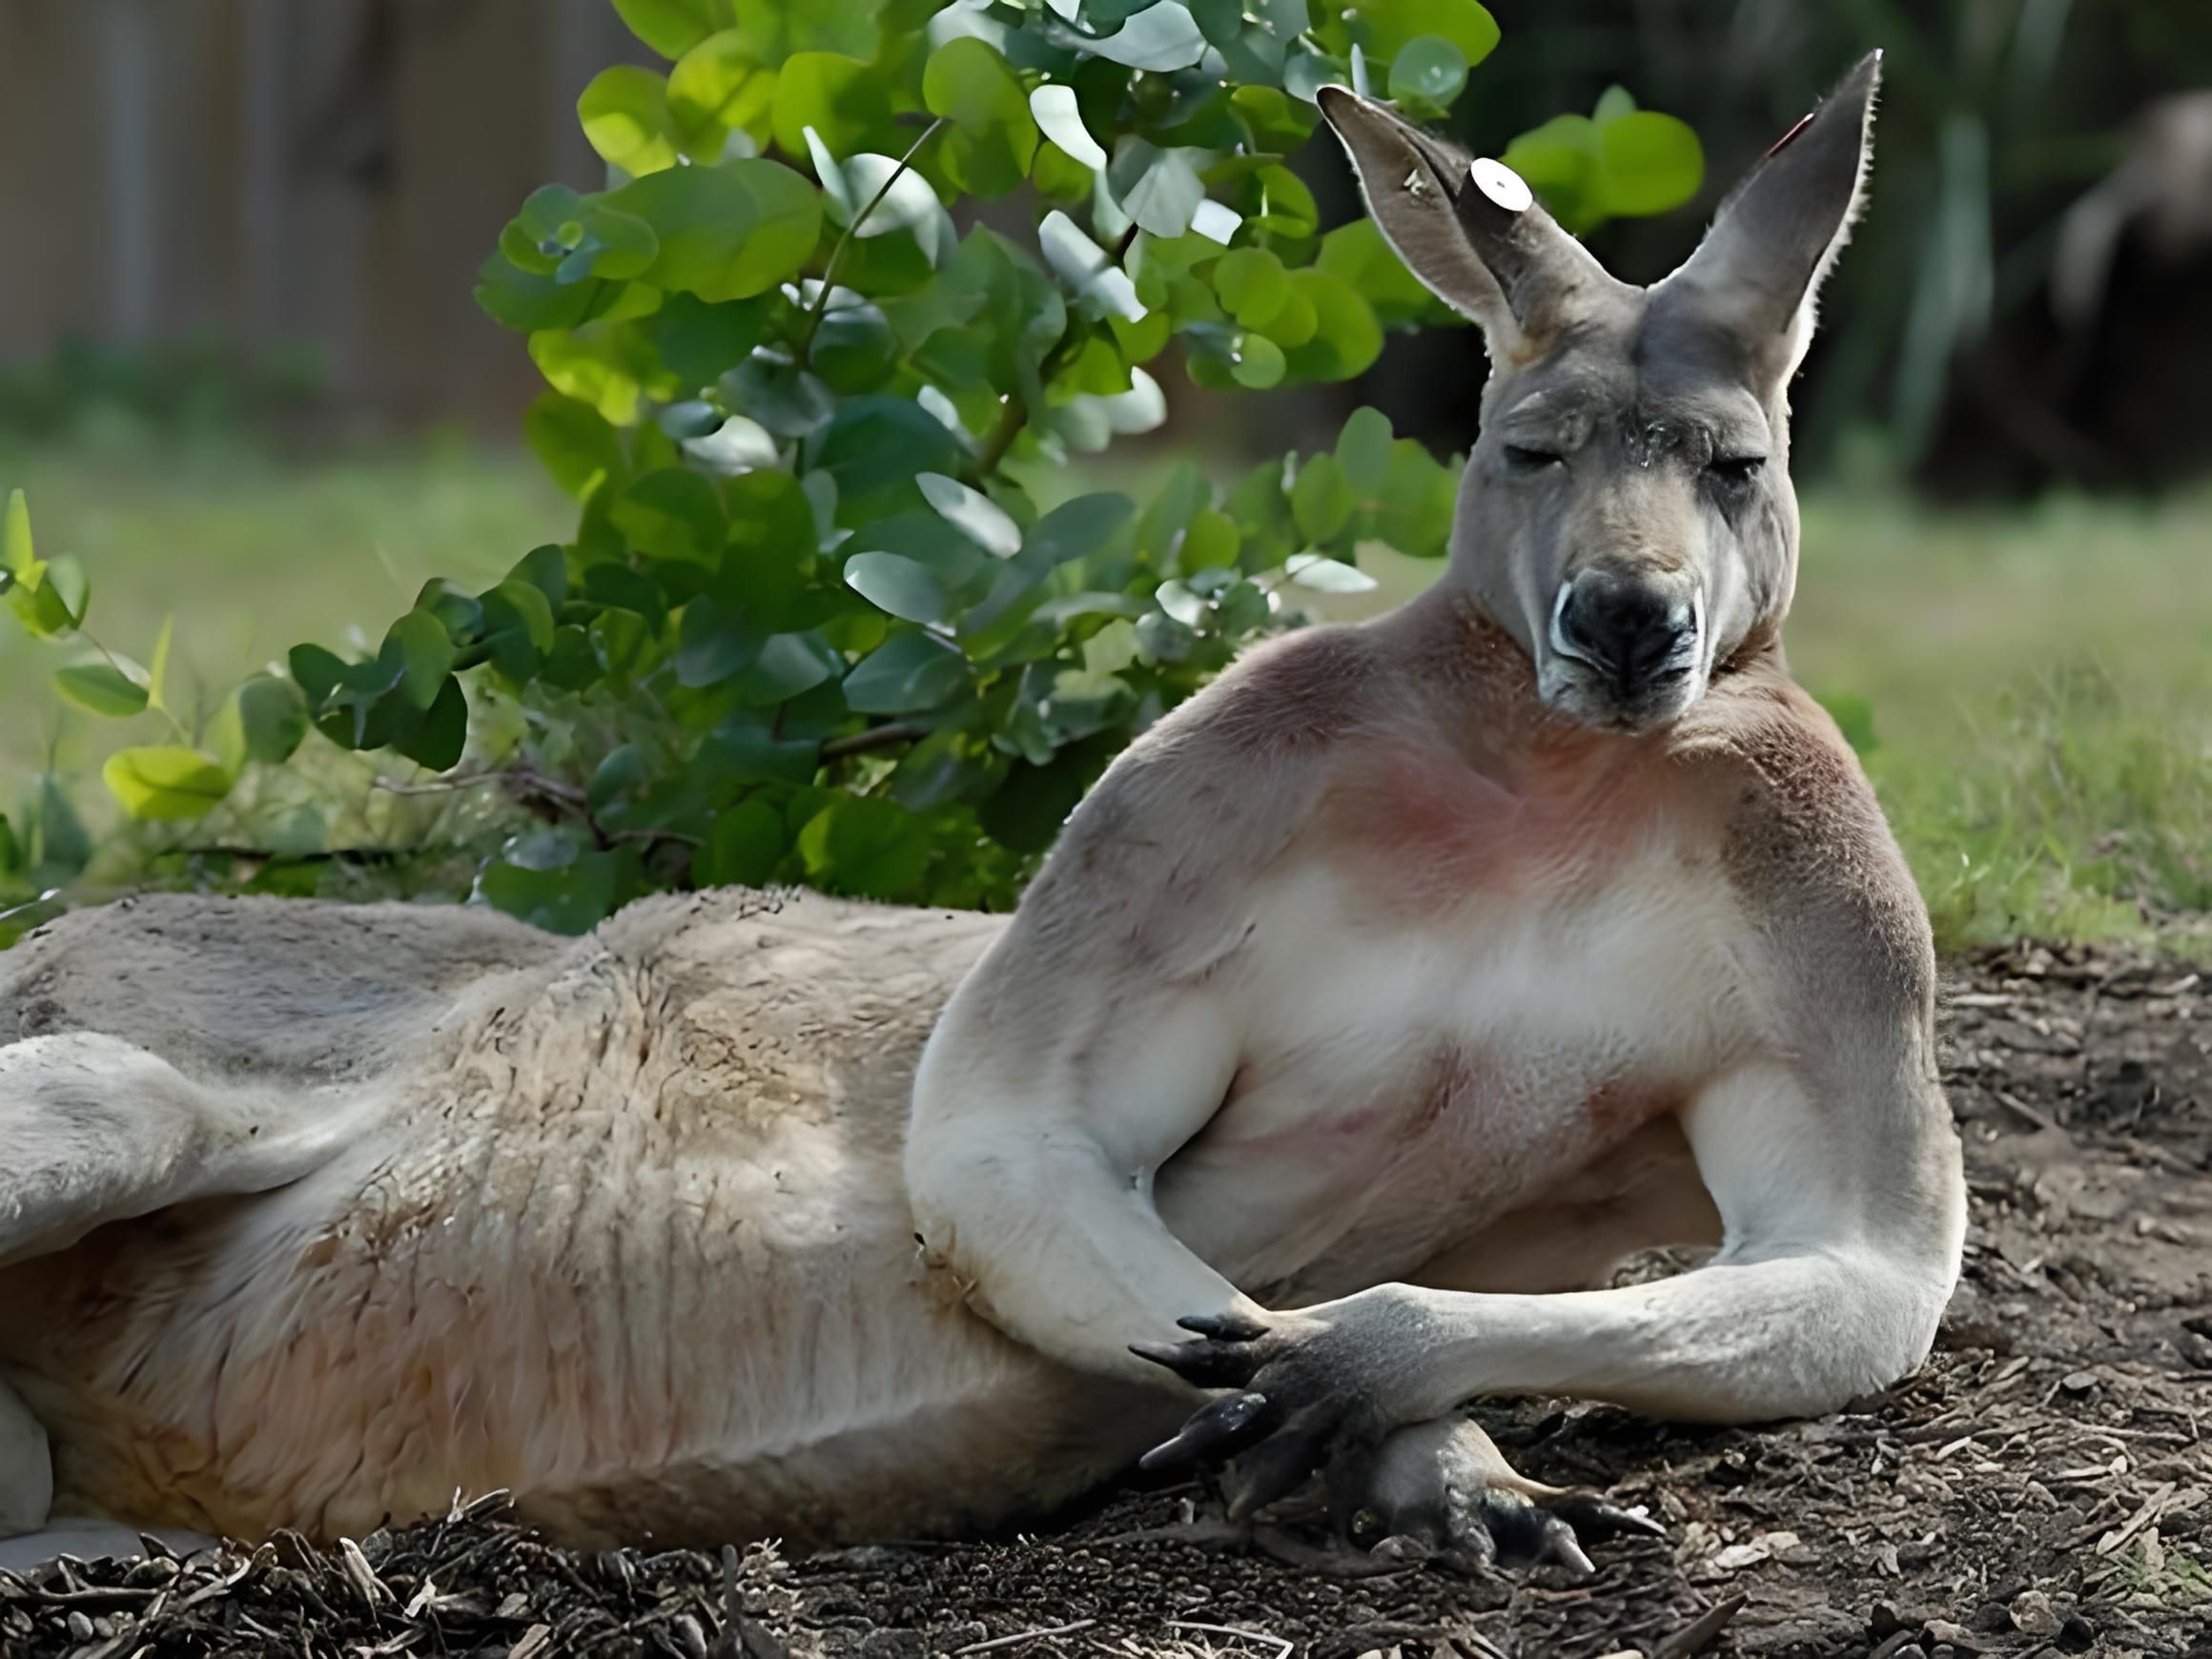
[1543,566,1705,730]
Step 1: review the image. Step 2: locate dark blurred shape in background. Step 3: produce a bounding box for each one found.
[2,0,2209,495]
[0,0,647,435]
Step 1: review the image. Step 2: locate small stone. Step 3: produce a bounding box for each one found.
[2058,1611,2096,1651]
[1889,1647,1929,1659]
[1973,1601,2015,1633]
[2011,1589,2062,1637]
[67,1611,95,1642]
[1924,1619,1981,1651]
[2060,1369,2098,1394]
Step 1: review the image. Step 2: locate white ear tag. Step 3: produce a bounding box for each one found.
[1468,157,1532,213]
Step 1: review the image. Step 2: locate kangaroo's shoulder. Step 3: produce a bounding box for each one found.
[1672,659,1935,1022]
[984,622,1399,987]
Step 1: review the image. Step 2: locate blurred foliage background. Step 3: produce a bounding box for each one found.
[1,0,2208,952]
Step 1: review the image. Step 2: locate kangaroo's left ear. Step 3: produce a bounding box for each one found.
[1660,51,1882,384]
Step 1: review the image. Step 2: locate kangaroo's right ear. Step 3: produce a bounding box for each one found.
[1317,85,1613,355]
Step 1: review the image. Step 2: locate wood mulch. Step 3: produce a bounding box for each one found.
[5,942,2208,1659]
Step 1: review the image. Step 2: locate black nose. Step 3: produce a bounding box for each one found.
[1554,569,1693,686]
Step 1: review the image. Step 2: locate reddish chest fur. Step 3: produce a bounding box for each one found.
[1320,730,1680,915]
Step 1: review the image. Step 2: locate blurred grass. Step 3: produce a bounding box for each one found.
[0,435,567,780]
[1791,491,2212,951]
[5,437,2208,951]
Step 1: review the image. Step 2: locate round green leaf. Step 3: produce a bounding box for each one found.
[677,594,767,686]
[614,468,728,563]
[924,39,1040,198]
[812,397,965,525]
[1343,0,1496,67]
[845,551,950,624]
[614,0,727,59]
[1024,492,1137,565]
[1180,506,1240,570]
[1291,453,1354,542]
[918,472,1023,558]
[699,798,788,887]
[809,298,898,393]
[527,328,668,425]
[796,796,931,899]
[1336,404,1394,492]
[1286,551,1379,593]
[1213,247,1289,327]
[393,676,469,771]
[1598,110,1704,217]
[526,394,629,499]
[731,0,881,62]
[1503,113,1600,231]
[1316,216,1443,328]
[668,30,777,153]
[1116,148,1206,236]
[579,67,683,176]
[1029,85,1106,171]
[728,629,843,704]
[1387,35,1467,110]
[1280,269,1382,383]
[604,159,823,302]
[52,663,148,718]
[1083,2,1208,72]
[232,674,310,765]
[104,747,233,822]
[843,630,970,713]
[381,609,457,710]
[772,51,896,160]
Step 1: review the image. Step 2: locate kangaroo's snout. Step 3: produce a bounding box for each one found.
[1551,568,1698,686]
[1545,565,1703,727]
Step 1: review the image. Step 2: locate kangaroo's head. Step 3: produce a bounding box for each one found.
[1321,53,1880,733]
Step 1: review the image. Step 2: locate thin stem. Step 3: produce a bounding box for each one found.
[819,721,927,760]
[795,117,950,370]
[973,394,1031,477]
[971,327,1088,479]
[74,623,193,744]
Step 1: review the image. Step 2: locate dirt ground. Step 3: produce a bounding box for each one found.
[5,942,2208,1659]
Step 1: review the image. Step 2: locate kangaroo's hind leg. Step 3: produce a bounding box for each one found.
[0,1032,378,1536]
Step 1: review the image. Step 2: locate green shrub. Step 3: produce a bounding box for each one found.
[1,0,1703,931]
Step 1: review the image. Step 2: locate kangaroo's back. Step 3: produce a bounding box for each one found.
[2,893,567,1089]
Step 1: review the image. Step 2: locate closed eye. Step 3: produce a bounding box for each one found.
[1503,443,1563,472]
[1706,455,1766,486]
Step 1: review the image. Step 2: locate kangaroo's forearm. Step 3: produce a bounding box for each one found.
[1376,1243,1951,1424]
[909,1127,1259,1387]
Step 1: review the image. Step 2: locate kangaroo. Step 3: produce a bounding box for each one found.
[0,51,1961,1576]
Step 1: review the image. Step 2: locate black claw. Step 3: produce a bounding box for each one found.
[1137,1391,1272,1471]
[1223,1415,1334,1520]
[1129,1334,1262,1389]
[1177,1311,1269,1342]
[1471,1491,1554,1567]
[1546,1492,1667,1541]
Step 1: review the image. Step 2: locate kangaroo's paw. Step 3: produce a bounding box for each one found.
[1132,1291,1427,1516]
[1325,1415,1663,1577]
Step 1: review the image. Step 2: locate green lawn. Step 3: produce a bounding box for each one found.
[0,439,567,781]
[4,437,2206,951]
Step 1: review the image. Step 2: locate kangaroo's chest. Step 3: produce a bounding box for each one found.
[1154,753,1760,1301]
